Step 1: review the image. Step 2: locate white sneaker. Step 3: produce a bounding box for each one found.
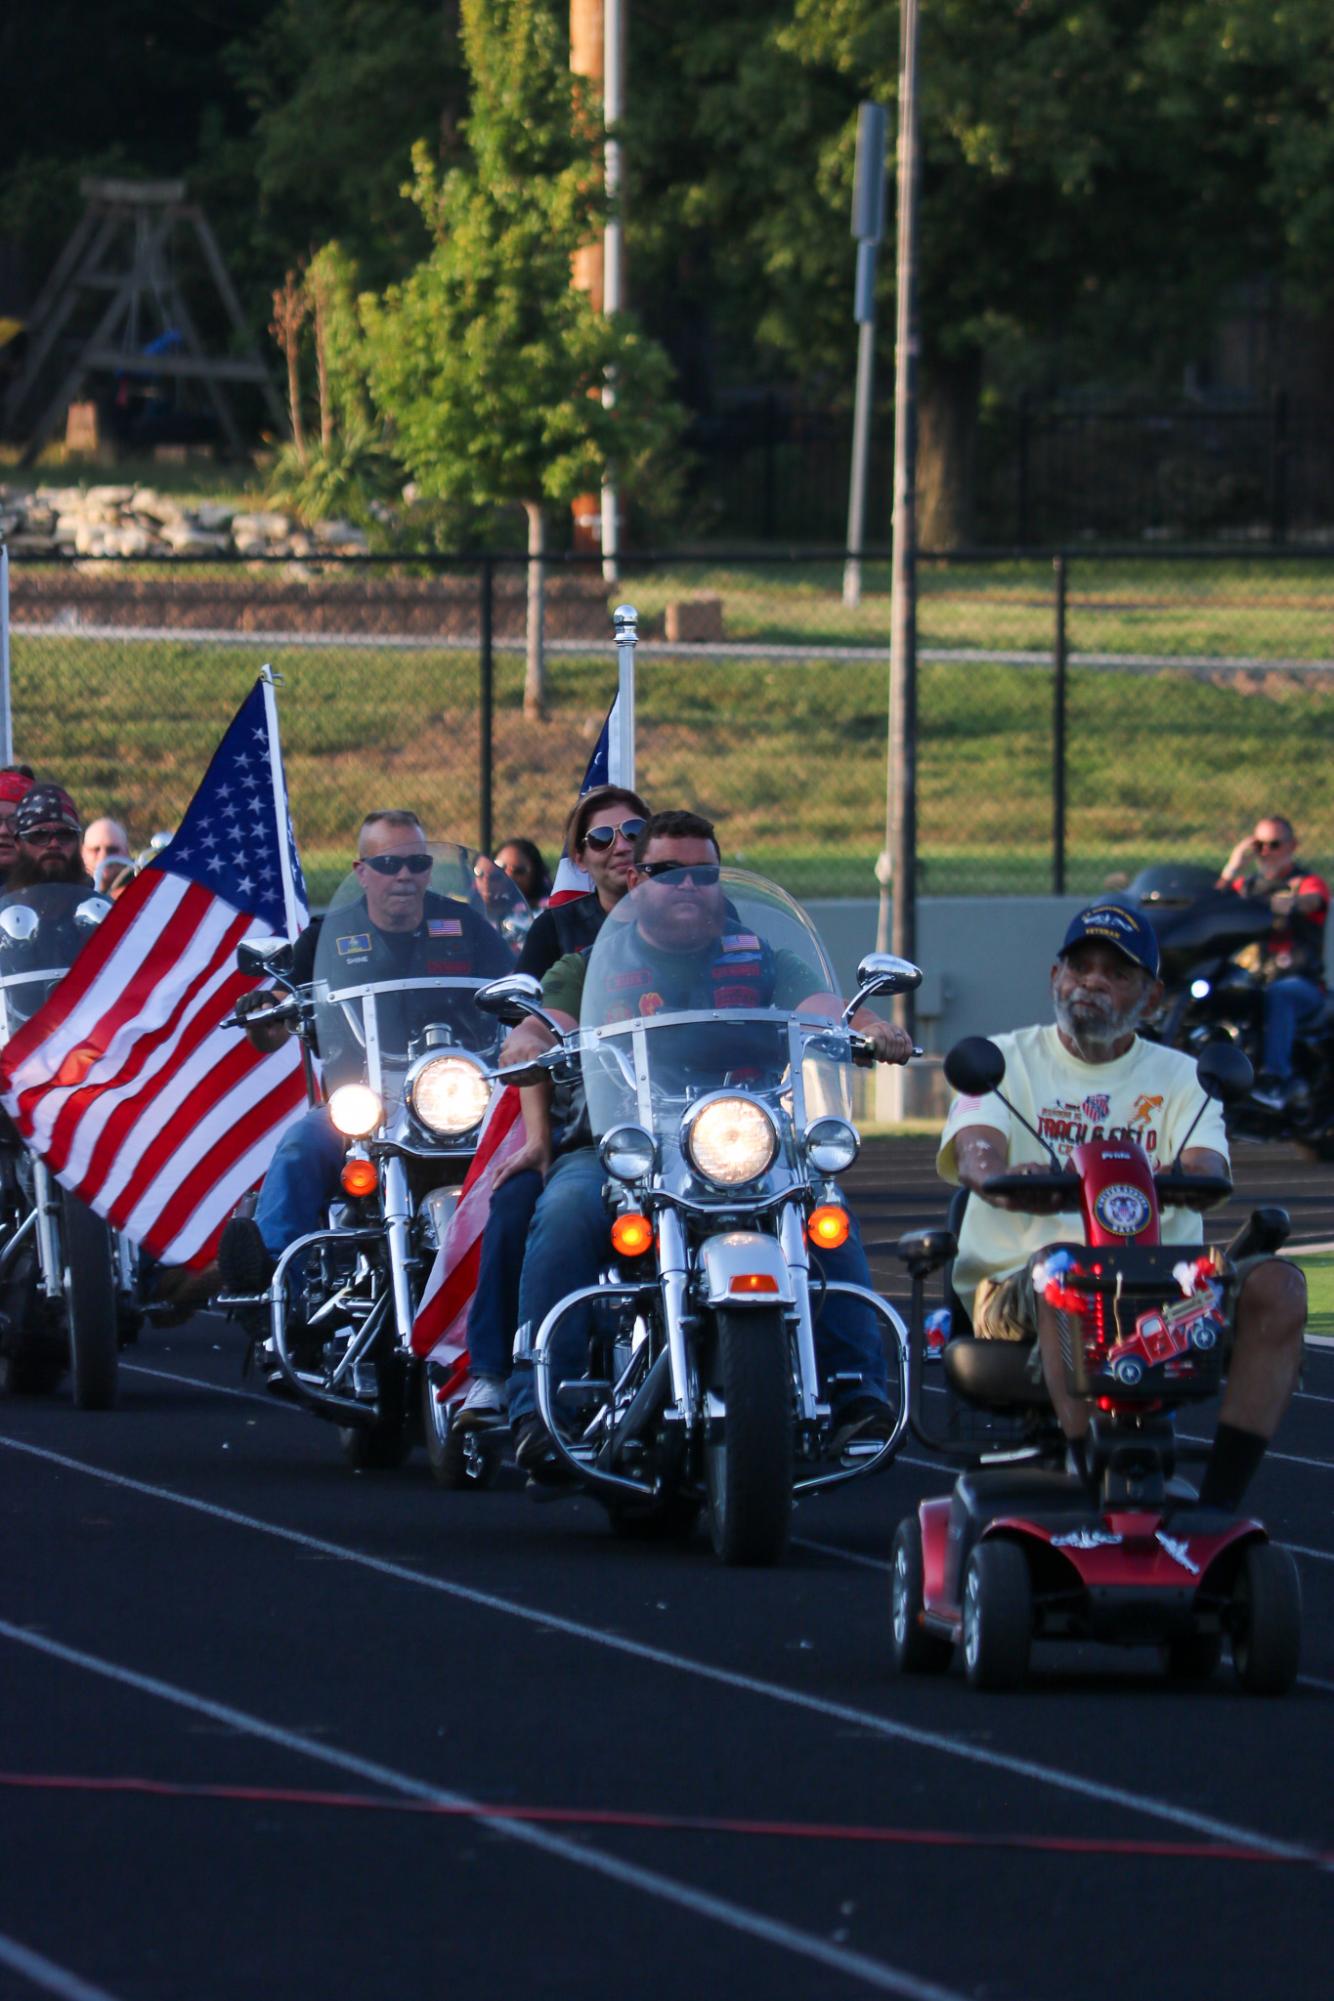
[457,1374,507,1425]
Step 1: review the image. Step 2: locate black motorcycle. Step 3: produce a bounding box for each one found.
[1130,863,1334,1157]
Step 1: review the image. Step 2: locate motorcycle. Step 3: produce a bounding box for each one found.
[1129,862,1334,1155]
[476,867,919,1565]
[218,843,528,1471]
[890,1034,1301,1691]
[0,883,125,1407]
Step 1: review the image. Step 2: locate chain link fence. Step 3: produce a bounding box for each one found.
[5,548,1331,902]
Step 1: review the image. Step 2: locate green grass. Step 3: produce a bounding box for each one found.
[1298,1254,1334,1339]
[7,553,1334,899]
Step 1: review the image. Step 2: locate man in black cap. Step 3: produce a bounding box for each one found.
[938,901,1306,1509]
[6,785,90,892]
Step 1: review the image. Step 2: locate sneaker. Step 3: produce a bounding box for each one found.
[512,1413,576,1488]
[456,1373,507,1429]
[218,1216,276,1292]
[828,1393,894,1458]
[1250,1073,1287,1113]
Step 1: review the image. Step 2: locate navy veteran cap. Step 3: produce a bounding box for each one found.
[1058,900,1160,979]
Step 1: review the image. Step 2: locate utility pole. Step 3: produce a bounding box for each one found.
[881,0,921,1041]
[843,104,889,609]
[569,0,622,579]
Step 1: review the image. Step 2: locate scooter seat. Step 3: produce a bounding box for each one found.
[943,1336,1052,1410]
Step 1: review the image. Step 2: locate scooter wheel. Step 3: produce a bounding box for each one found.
[890,1517,953,1675]
[962,1540,1032,1691]
[1231,1542,1302,1694]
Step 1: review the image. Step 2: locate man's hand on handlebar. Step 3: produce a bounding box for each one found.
[232,986,297,1055]
[850,1019,918,1067]
[498,1009,576,1085]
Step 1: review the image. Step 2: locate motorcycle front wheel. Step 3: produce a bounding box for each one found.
[62,1189,118,1411]
[703,1307,793,1566]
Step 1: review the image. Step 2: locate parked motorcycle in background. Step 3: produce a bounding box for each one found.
[0,885,124,1406]
[1130,863,1334,1158]
[220,844,527,1469]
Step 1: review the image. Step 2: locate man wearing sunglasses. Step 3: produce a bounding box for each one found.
[221,809,512,1312]
[6,784,91,892]
[1218,815,1330,1112]
[500,809,915,1482]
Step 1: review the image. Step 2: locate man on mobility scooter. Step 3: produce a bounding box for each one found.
[890,902,1307,1691]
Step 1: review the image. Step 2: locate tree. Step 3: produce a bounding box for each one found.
[360,0,681,716]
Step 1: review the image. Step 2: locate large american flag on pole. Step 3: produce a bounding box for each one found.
[410,1084,525,1383]
[0,674,310,1270]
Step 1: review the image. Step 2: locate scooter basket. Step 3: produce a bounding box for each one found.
[1038,1242,1229,1405]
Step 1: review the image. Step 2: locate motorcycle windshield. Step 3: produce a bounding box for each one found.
[578,866,854,1153]
[313,841,522,1114]
[0,883,111,1039]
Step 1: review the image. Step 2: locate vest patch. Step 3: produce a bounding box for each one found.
[336,932,372,956]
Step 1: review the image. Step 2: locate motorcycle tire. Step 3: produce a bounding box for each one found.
[62,1189,119,1411]
[703,1306,793,1567]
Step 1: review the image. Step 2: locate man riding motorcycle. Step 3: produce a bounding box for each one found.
[939,899,1306,1510]
[500,809,916,1483]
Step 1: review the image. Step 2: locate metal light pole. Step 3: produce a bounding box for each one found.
[880,0,921,1043]
[601,0,624,582]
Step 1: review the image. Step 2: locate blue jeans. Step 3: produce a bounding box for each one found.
[254,1107,345,1258]
[1262,976,1325,1080]
[508,1147,889,1424]
[465,1168,542,1378]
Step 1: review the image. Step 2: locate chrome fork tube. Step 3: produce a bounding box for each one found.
[780,1200,821,1421]
[382,1154,416,1350]
[31,1159,63,1299]
[656,1205,693,1426]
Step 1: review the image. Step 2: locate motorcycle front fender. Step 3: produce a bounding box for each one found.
[697,1231,795,1309]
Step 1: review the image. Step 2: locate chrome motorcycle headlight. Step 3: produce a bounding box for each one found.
[599,1123,658,1184]
[409,1052,490,1136]
[328,1082,383,1138]
[684,1095,778,1187]
[804,1115,860,1175]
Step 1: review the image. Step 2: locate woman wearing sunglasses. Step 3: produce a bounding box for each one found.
[455,785,649,1435]
[1217,814,1331,1111]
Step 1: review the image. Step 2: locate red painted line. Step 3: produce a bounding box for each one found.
[0,1772,1324,1868]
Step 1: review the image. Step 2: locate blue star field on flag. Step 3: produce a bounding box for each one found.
[151,679,308,937]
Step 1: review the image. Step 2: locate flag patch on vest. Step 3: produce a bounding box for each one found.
[428,917,463,936]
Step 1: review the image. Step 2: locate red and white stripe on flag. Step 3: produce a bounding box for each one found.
[0,868,307,1269]
[411,1084,525,1381]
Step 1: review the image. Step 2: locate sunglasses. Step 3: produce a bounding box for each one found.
[22,827,79,847]
[360,852,433,877]
[637,860,721,886]
[582,817,646,852]
[1255,838,1289,852]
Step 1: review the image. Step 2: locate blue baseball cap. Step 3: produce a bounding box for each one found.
[1058,901,1160,979]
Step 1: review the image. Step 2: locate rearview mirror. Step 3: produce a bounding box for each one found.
[1195,1039,1254,1103]
[854,953,923,995]
[475,972,546,1024]
[237,937,294,980]
[944,1035,1006,1097]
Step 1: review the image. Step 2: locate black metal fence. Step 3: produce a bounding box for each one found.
[5,546,1332,903]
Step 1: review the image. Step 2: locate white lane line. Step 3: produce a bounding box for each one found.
[1178,1435,1334,1473]
[0,1932,123,2001]
[0,1434,1313,1863]
[121,1362,296,1413]
[0,1618,963,2001]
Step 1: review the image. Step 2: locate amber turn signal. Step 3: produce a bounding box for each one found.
[807,1203,850,1250]
[611,1212,654,1258]
[341,1156,379,1198]
[728,1272,780,1295]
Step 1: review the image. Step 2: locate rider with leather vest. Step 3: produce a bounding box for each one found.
[500,809,916,1483]
[455,787,650,1429]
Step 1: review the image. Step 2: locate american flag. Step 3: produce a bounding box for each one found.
[548,693,623,905]
[410,1084,525,1384]
[0,676,310,1270]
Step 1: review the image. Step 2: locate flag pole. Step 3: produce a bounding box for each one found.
[612,603,637,788]
[0,544,13,766]
[258,665,302,945]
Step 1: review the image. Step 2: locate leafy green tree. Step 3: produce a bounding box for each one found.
[361,0,682,716]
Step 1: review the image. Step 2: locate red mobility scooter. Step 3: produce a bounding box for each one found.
[890,1037,1301,1693]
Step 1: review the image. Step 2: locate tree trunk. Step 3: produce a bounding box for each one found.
[917,347,982,551]
[523,499,547,721]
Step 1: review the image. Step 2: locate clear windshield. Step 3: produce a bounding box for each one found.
[313,841,522,1112]
[578,866,854,1146]
[0,883,111,1040]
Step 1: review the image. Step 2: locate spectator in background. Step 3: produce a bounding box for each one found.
[82,816,131,894]
[495,837,550,911]
[7,785,89,891]
[1217,814,1330,1111]
[0,768,35,887]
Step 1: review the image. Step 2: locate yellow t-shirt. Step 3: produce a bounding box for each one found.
[937,1025,1229,1319]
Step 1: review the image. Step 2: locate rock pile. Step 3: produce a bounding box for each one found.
[0,485,370,560]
